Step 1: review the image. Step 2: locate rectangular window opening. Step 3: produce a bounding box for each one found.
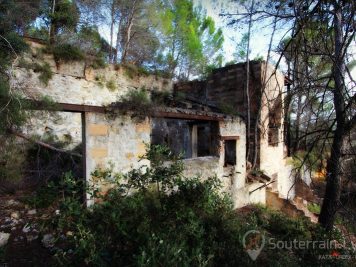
[224,140,236,166]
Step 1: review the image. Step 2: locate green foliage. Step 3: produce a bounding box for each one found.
[23,181,58,208]
[159,0,224,78]
[48,0,79,35]
[24,171,83,209]
[234,33,250,62]
[94,75,105,87]
[217,102,239,116]
[46,44,85,63]
[89,56,106,69]
[151,90,172,106]
[291,150,325,172]
[0,79,29,134]
[307,203,321,214]
[26,26,49,41]
[0,136,27,183]
[113,88,154,116]
[121,63,149,79]
[39,95,57,109]
[40,145,353,266]
[105,79,117,91]
[18,59,53,86]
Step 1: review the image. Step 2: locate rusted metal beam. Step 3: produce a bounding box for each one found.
[58,103,106,113]
[28,100,106,113]
[152,111,225,121]
[220,136,240,140]
[29,100,227,121]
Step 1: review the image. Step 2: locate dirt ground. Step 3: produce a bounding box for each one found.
[0,193,56,267]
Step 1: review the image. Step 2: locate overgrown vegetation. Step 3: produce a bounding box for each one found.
[217,102,240,116]
[109,88,174,117]
[45,44,85,63]
[27,145,354,266]
[24,133,83,183]
[0,137,27,185]
[291,150,327,175]
[18,59,53,85]
[307,203,321,215]
[105,79,117,91]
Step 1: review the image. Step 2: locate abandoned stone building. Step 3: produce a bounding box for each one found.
[14,38,296,209]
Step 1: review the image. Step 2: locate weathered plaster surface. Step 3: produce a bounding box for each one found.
[259,64,296,200]
[23,111,82,149]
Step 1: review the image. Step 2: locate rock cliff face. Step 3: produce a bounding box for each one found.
[13,39,172,147]
[13,40,172,106]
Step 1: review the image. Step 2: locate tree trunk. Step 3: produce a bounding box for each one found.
[245,0,253,162]
[121,0,137,63]
[319,1,346,231]
[109,2,115,63]
[49,0,56,44]
[114,17,123,63]
[284,73,292,157]
[293,93,302,153]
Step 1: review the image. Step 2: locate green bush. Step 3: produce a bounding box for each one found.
[307,203,321,214]
[49,44,85,62]
[18,59,53,86]
[0,136,27,183]
[89,56,106,69]
[218,102,239,116]
[44,144,353,267]
[23,171,83,209]
[105,79,116,91]
[110,88,154,116]
[34,62,53,85]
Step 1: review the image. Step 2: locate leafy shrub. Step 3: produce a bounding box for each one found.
[49,44,85,62]
[109,88,153,117]
[0,136,27,184]
[94,75,104,87]
[24,171,83,209]
[307,202,321,214]
[18,59,53,86]
[34,62,53,85]
[89,56,106,69]
[218,102,239,116]
[105,79,116,91]
[151,90,172,105]
[44,144,353,266]
[0,79,29,134]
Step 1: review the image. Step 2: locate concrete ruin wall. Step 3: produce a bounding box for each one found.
[14,40,280,208]
[258,63,295,199]
[175,62,295,201]
[85,113,255,208]
[175,62,263,164]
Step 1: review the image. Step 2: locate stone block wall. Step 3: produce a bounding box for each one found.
[85,113,151,205]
